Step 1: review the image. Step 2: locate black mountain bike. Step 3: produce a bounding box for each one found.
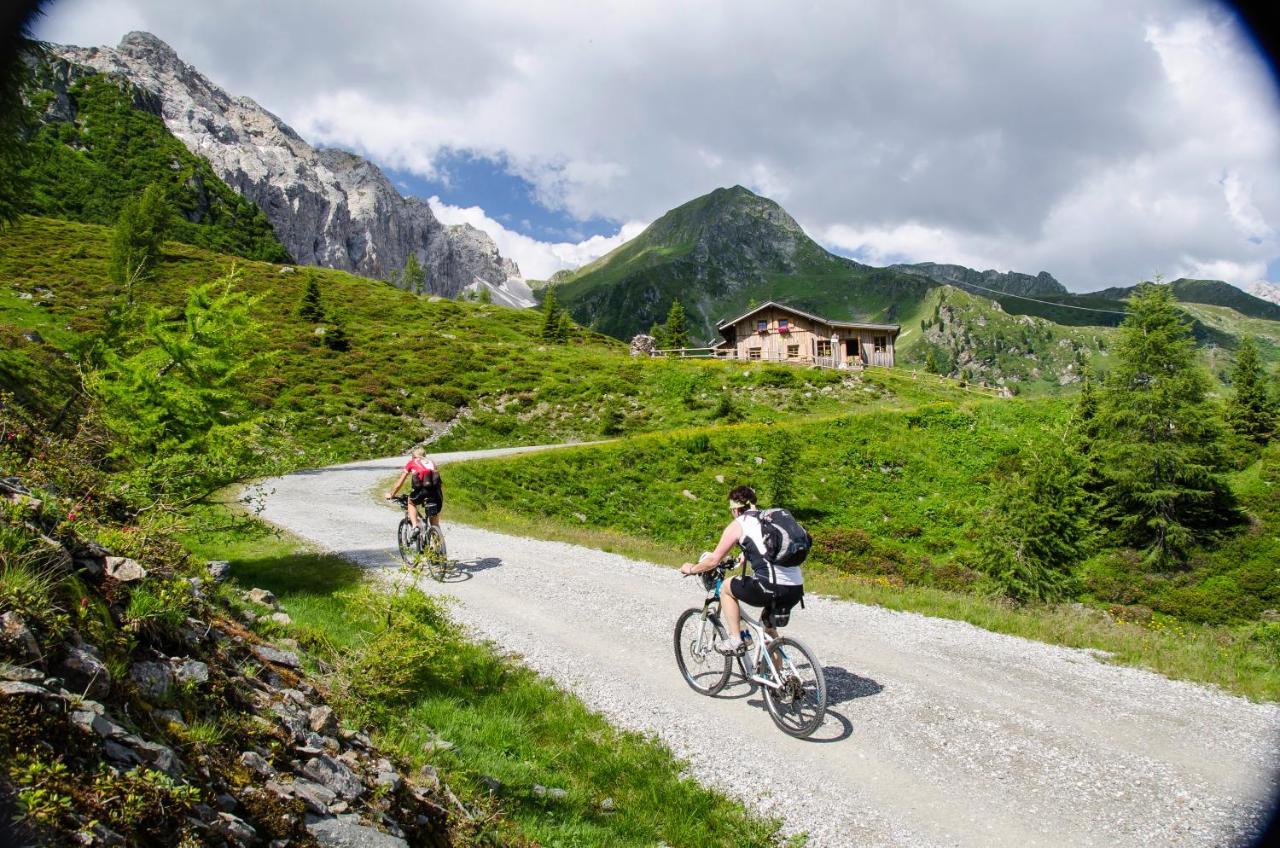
[674,560,827,738]
[392,495,449,581]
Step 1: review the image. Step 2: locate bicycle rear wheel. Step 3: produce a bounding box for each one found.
[424,526,449,581]
[761,636,827,738]
[674,607,732,695]
[397,518,416,564]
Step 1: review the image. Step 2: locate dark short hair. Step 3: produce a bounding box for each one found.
[728,485,757,507]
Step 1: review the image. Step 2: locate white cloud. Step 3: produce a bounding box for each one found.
[426,197,647,281]
[35,0,1280,291]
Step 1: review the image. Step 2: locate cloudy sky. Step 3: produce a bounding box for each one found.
[35,0,1280,289]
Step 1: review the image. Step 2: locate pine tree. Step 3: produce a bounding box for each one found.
[763,428,800,506]
[108,183,171,303]
[1092,283,1238,566]
[541,287,564,342]
[649,322,671,351]
[323,321,350,352]
[554,310,573,343]
[401,253,425,295]
[1227,335,1275,444]
[977,438,1091,603]
[665,300,689,349]
[298,277,325,322]
[91,271,264,498]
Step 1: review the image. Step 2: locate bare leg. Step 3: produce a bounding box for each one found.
[720,582,742,645]
[428,513,440,528]
[407,500,422,530]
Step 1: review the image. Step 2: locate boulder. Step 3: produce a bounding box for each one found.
[172,658,209,685]
[0,663,43,682]
[212,812,257,845]
[268,612,293,626]
[1,612,42,662]
[207,560,232,582]
[309,705,337,734]
[306,815,409,848]
[246,588,278,607]
[252,644,301,669]
[58,646,111,699]
[239,750,277,778]
[104,556,147,582]
[0,680,49,697]
[302,754,364,800]
[129,661,172,701]
[629,333,658,357]
[270,778,336,814]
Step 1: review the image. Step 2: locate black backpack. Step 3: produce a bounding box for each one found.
[758,508,812,569]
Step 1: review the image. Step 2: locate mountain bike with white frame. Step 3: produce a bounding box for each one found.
[674,559,827,737]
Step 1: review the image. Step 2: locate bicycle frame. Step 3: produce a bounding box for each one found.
[696,574,789,692]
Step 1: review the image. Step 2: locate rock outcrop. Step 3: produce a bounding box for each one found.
[50,32,520,295]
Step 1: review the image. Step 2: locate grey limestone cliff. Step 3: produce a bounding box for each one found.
[51,32,520,295]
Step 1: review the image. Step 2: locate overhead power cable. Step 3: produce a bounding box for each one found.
[947,280,1132,315]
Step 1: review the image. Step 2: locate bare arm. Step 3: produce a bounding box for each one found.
[385,471,409,498]
[679,521,741,575]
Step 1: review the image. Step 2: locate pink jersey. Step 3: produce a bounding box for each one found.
[405,457,438,486]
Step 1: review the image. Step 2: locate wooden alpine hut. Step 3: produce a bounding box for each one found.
[714,301,900,368]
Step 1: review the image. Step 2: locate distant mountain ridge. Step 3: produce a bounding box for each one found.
[890,263,1068,298]
[48,32,519,295]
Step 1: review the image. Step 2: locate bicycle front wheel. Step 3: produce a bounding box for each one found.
[674,607,731,695]
[397,518,416,564]
[424,526,449,581]
[761,636,827,738]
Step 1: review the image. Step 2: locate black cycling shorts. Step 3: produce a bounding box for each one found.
[409,487,442,516]
[729,575,804,611]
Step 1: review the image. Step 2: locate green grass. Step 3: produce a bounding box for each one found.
[442,402,1280,701]
[180,505,784,847]
[0,216,985,470]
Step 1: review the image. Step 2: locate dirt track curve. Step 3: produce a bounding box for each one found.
[257,447,1280,848]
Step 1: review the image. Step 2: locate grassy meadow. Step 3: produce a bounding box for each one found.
[179,506,784,848]
[443,403,1280,700]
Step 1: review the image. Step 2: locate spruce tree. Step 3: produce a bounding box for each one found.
[555,310,573,343]
[108,183,171,303]
[1227,335,1275,444]
[977,438,1091,603]
[649,321,671,351]
[323,321,350,352]
[665,300,689,349]
[298,277,325,322]
[763,428,800,506]
[1092,283,1237,566]
[401,253,425,295]
[537,289,563,343]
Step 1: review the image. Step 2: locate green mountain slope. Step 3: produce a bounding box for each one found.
[0,216,980,465]
[554,185,925,341]
[18,53,290,263]
[554,186,1278,389]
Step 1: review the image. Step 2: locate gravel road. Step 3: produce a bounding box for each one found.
[257,448,1280,847]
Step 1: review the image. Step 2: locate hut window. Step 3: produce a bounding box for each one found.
[757,319,768,333]
[778,318,790,333]
[748,347,762,360]
[874,335,888,352]
[786,344,799,358]
[816,340,832,357]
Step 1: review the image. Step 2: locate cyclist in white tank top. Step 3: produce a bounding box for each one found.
[680,486,805,655]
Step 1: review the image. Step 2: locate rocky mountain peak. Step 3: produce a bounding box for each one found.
[48,32,520,295]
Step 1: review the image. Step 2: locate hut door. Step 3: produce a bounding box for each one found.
[845,338,859,360]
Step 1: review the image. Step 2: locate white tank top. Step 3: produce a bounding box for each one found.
[736,513,803,586]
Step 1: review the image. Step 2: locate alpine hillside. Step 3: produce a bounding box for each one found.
[552,186,1280,391]
[41,33,519,295]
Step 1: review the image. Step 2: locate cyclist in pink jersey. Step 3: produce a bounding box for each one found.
[384,447,443,534]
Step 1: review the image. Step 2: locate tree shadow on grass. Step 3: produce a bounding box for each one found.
[226,550,364,600]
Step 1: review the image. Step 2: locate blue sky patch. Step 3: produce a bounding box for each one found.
[386,152,619,243]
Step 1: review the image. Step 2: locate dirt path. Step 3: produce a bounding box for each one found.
[257,449,1280,848]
